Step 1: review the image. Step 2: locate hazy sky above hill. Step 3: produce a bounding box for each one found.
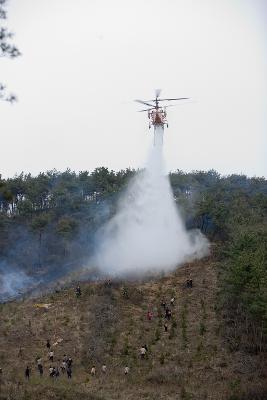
[1,0,266,178]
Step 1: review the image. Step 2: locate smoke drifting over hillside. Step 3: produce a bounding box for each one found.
[94,127,209,276]
[0,263,35,301]
[0,128,210,301]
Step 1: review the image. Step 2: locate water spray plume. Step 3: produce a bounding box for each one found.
[94,118,209,277]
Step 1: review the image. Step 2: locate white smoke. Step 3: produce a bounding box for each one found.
[0,264,35,301]
[95,126,209,276]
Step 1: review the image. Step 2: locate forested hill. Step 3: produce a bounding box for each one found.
[0,168,266,281]
[0,168,266,353]
[0,169,265,276]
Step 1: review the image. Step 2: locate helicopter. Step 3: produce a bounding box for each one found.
[135,89,188,129]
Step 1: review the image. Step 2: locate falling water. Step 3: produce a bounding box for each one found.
[95,125,209,276]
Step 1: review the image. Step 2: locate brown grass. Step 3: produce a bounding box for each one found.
[0,256,266,399]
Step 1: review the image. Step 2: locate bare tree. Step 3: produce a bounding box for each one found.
[0,0,20,102]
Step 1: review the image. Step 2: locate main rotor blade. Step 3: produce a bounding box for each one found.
[163,104,185,108]
[138,108,154,112]
[135,99,155,108]
[158,97,189,101]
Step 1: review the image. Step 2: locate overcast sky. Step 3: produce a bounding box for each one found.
[1,0,266,178]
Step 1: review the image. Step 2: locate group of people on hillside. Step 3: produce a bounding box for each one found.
[48,353,73,379]
[146,296,174,324]
[25,360,130,380]
[24,340,74,380]
[22,278,193,381]
[23,339,131,380]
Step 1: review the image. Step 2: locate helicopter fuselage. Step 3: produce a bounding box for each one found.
[148,108,168,129]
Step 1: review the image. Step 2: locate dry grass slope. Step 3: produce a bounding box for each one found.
[0,256,266,400]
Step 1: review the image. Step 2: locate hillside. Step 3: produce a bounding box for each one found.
[0,255,266,400]
[1,170,265,300]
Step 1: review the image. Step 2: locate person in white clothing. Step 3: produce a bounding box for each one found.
[140,347,146,359]
[91,366,96,376]
[101,365,107,374]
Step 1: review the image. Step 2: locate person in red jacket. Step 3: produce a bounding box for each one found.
[147,310,153,321]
